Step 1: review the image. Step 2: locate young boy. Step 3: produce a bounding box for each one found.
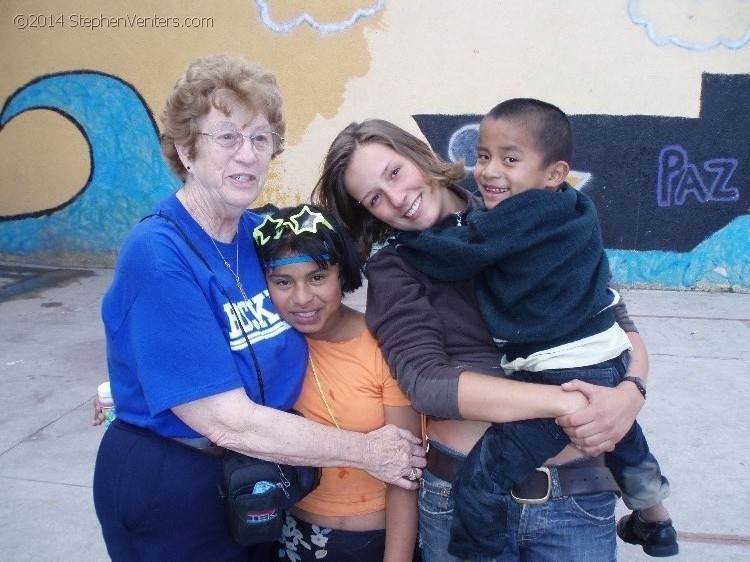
[396,99,677,559]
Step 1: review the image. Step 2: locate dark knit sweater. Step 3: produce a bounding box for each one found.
[396,184,616,359]
[366,184,636,419]
[365,185,503,419]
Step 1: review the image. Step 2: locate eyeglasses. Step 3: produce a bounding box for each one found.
[198,129,284,155]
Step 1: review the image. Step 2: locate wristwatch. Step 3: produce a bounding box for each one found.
[623,376,647,399]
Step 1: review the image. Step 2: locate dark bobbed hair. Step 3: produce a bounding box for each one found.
[484,98,573,166]
[311,119,465,261]
[256,204,363,294]
[160,54,286,181]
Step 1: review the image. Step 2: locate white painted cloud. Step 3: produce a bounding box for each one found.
[629,0,750,50]
[254,0,386,35]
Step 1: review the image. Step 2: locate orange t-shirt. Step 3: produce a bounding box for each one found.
[293,329,411,517]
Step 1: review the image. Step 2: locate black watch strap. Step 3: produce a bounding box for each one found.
[623,376,647,399]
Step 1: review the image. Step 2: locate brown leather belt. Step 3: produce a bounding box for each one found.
[425,442,464,482]
[425,441,620,504]
[511,460,620,504]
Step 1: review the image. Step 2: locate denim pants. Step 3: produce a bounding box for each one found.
[450,352,669,560]
[419,452,618,562]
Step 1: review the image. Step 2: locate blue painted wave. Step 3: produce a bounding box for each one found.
[0,71,180,258]
[607,214,749,290]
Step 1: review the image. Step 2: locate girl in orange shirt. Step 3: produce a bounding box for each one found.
[254,204,421,562]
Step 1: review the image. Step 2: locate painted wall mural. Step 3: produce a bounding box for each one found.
[0,71,179,264]
[414,73,749,290]
[1,1,748,289]
[628,0,750,50]
[254,0,386,34]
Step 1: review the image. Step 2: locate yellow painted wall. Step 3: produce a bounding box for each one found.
[1,0,382,213]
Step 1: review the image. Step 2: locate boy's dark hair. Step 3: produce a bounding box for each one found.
[255,204,363,294]
[485,98,573,166]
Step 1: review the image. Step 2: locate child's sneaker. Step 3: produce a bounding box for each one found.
[617,510,679,557]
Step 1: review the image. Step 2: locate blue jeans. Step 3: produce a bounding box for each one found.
[450,352,669,560]
[419,468,461,562]
[419,463,618,562]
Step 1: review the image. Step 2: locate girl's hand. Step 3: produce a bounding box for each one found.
[92,396,105,426]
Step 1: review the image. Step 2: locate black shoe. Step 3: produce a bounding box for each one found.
[617,511,679,557]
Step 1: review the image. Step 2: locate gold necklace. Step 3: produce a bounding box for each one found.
[308,357,340,429]
[207,235,249,302]
[186,196,249,302]
[310,354,387,488]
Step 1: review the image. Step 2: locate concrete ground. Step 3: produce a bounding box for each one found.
[0,262,748,561]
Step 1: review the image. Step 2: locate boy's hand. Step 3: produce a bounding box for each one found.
[556,379,642,455]
[92,396,105,426]
[556,387,589,417]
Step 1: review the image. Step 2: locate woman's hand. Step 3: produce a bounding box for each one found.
[92,396,105,426]
[557,331,650,455]
[555,379,644,455]
[362,424,426,490]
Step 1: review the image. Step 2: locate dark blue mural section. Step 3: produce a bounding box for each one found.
[571,73,747,254]
[413,73,749,289]
[414,73,748,253]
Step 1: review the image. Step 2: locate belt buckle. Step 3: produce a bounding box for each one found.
[511,467,552,505]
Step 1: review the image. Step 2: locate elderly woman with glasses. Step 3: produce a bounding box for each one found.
[93,55,425,562]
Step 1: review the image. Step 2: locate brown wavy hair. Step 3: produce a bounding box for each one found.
[160,54,285,180]
[311,119,465,261]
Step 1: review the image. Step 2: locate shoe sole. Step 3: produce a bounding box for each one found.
[617,520,679,557]
[642,543,679,557]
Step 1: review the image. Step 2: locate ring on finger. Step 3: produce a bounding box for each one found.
[407,467,419,481]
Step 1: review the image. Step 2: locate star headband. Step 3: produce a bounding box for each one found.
[253,205,335,246]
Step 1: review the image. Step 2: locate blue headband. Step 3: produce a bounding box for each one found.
[263,253,331,270]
